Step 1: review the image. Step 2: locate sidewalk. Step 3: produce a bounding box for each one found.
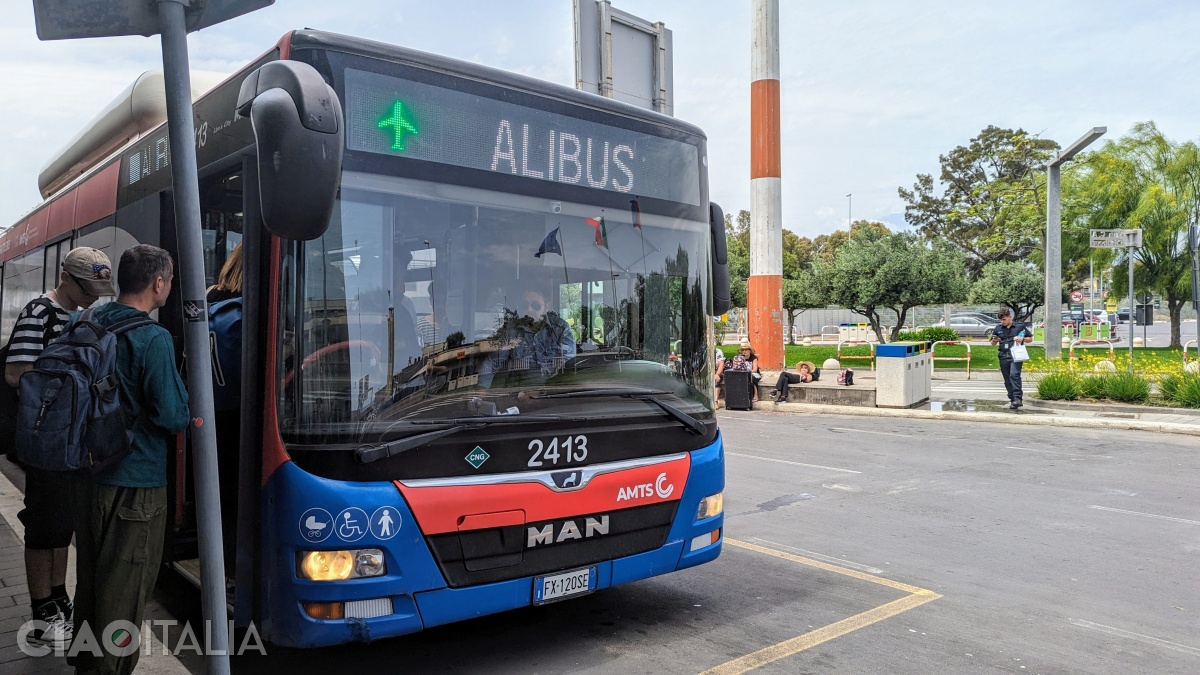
[0,462,190,674]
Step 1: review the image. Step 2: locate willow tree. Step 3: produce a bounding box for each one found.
[1074,122,1194,347]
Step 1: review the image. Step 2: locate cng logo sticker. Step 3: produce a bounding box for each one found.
[465,446,490,469]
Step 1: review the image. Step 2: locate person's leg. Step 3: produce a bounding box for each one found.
[68,476,100,672]
[90,485,168,675]
[1011,361,1024,405]
[19,467,75,647]
[999,359,1015,402]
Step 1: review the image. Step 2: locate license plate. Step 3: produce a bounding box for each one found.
[533,566,596,604]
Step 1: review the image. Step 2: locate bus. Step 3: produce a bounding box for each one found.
[1,30,729,648]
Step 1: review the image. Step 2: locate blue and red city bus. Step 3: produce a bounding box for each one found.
[1,30,728,648]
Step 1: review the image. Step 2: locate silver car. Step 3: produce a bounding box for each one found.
[931,316,1000,339]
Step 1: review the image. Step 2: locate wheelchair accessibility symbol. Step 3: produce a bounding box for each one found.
[335,508,369,543]
[298,508,333,543]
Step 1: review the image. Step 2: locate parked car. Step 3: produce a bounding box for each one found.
[931,316,1000,339]
[952,311,1001,324]
[1114,308,1132,324]
[1083,309,1114,326]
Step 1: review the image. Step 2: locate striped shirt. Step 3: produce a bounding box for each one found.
[5,295,70,365]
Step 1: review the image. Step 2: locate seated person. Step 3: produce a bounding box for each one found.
[717,340,762,404]
[771,360,818,404]
[478,285,576,388]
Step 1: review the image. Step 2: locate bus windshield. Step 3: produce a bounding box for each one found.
[277,171,713,442]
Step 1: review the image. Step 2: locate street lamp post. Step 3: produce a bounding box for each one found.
[1045,126,1106,360]
[846,193,852,226]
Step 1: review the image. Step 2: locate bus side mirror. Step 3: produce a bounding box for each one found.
[710,202,730,316]
[236,60,343,241]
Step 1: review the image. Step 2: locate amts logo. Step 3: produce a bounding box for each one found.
[616,472,675,502]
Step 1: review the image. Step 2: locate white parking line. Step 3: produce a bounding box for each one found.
[1088,505,1200,526]
[726,452,861,474]
[829,427,913,438]
[1069,619,1200,656]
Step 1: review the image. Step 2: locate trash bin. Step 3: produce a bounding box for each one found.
[875,342,931,408]
[723,370,754,410]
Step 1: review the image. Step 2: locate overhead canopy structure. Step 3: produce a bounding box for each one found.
[38,69,228,198]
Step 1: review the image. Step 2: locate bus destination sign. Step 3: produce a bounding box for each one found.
[344,68,701,205]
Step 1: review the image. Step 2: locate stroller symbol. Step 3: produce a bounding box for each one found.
[305,515,327,538]
[299,508,333,542]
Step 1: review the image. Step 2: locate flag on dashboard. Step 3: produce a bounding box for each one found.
[535,228,562,258]
[585,216,608,248]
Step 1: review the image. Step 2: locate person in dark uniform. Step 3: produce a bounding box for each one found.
[990,307,1031,409]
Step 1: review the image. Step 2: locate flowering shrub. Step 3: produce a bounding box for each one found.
[1105,372,1150,403]
[1037,372,1080,400]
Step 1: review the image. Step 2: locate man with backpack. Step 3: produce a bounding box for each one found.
[2,246,114,649]
[67,244,190,674]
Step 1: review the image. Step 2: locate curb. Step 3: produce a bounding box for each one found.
[1025,397,1200,417]
[742,402,1200,437]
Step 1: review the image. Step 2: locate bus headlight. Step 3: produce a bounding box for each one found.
[696,492,723,520]
[298,549,386,581]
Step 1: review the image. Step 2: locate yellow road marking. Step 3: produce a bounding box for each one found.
[700,539,943,674]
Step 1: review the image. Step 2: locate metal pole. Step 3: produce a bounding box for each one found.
[157,1,229,670]
[1128,247,1134,371]
[1045,164,1063,359]
[846,193,852,226]
[1190,221,1199,349]
[1088,257,1094,314]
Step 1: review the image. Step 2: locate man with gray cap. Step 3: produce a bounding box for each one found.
[3,246,114,649]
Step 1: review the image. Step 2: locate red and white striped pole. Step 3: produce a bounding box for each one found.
[749,0,784,370]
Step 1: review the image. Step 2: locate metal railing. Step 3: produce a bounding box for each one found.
[1184,340,1197,366]
[837,340,875,371]
[819,325,840,342]
[1068,339,1116,371]
[930,340,972,379]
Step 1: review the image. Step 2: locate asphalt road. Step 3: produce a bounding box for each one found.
[142,411,1198,674]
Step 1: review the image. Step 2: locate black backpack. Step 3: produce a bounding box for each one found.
[15,309,155,473]
[0,298,64,462]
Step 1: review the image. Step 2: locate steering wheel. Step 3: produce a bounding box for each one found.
[282,340,385,389]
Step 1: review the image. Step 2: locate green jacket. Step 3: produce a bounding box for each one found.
[92,302,191,487]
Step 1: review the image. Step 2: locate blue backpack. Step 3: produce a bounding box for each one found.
[208,297,242,411]
[15,309,156,473]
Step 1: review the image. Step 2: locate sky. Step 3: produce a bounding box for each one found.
[4,0,1200,240]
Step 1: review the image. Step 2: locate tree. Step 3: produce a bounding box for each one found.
[968,260,1044,321]
[812,220,890,264]
[1074,122,1195,348]
[899,126,1059,277]
[813,232,968,341]
[783,273,824,343]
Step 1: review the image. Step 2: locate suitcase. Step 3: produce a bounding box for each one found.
[723,370,753,410]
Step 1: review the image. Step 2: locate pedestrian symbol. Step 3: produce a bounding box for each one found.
[370,506,401,540]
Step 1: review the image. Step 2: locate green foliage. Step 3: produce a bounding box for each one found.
[811,232,969,342]
[1104,371,1150,403]
[896,327,960,343]
[898,126,1058,276]
[1158,373,1182,401]
[1037,372,1080,400]
[713,320,728,345]
[1172,374,1200,407]
[1072,122,1195,347]
[1078,375,1109,399]
[1161,372,1200,407]
[969,261,1044,321]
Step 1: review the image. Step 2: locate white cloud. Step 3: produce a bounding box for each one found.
[6,0,1200,243]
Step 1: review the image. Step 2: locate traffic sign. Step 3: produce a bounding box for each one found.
[1069,289,1084,302]
[1105,297,1118,312]
[1090,229,1142,248]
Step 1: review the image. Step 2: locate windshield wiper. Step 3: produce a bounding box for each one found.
[534,389,707,435]
[355,414,585,464]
